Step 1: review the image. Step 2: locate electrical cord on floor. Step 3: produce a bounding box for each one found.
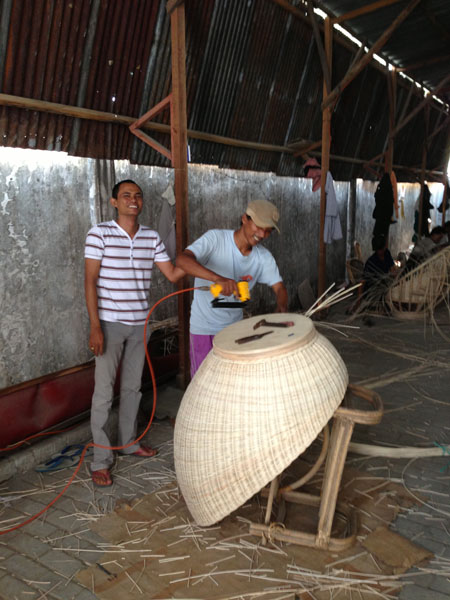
[0,286,197,535]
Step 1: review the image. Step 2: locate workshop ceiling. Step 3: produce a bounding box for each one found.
[317,0,450,102]
[0,0,448,182]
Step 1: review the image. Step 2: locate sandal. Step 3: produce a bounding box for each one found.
[35,444,92,473]
[91,468,113,487]
[128,445,158,458]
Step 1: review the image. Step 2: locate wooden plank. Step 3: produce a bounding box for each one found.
[170,3,190,390]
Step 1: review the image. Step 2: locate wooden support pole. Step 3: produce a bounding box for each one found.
[385,68,396,173]
[417,106,430,239]
[440,128,450,226]
[318,18,332,299]
[322,0,422,112]
[169,1,190,389]
[346,179,356,265]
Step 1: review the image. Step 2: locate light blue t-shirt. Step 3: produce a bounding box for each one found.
[187,229,282,335]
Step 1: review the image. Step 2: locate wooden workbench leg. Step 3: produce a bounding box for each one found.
[316,416,354,548]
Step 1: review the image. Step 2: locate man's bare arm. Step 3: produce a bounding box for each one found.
[271,281,288,313]
[156,260,185,283]
[176,249,238,296]
[85,258,104,356]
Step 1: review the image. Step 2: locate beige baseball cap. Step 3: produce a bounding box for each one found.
[246,199,280,233]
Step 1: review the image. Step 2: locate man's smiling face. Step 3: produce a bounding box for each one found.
[242,214,273,247]
[111,182,143,217]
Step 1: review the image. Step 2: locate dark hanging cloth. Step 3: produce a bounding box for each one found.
[372,173,394,239]
[413,184,433,237]
[437,182,449,213]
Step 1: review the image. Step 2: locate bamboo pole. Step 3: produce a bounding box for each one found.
[318,17,332,298]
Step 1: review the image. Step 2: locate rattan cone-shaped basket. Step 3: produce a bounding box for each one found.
[174,313,349,526]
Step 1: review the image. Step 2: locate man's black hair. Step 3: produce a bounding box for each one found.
[430,225,445,236]
[371,234,387,252]
[112,179,141,199]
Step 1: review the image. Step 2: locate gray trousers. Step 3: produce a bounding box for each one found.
[90,320,148,471]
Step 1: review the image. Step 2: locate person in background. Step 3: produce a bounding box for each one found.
[176,199,288,377]
[363,234,398,296]
[85,180,185,488]
[440,221,450,246]
[406,225,445,270]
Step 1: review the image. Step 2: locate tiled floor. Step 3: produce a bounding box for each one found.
[1,304,449,599]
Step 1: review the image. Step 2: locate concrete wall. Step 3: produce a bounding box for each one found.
[0,148,445,387]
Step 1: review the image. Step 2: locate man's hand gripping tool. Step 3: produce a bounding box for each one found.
[199,276,251,308]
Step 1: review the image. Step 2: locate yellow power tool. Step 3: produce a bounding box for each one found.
[198,278,251,308]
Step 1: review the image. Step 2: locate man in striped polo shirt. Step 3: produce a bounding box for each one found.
[85,180,184,488]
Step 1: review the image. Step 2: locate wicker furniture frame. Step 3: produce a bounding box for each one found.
[249,384,383,551]
[386,246,450,320]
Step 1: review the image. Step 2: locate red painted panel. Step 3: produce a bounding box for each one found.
[0,352,179,449]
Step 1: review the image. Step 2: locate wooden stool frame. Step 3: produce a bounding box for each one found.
[249,384,383,552]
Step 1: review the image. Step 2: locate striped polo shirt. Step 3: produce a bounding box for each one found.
[84,221,170,326]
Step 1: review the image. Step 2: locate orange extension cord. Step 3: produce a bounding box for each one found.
[0,287,197,535]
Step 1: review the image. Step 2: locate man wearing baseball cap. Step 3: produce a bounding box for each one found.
[176,199,288,377]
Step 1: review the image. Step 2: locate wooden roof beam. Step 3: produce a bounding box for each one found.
[331,0,403,25]
[392,72,450,138]
[398,54,450,73]
[307,0,331,94]
[322,0,423,111]
[0,93,445,177]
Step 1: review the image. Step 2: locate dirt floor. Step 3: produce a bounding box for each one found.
[1,299,450,599]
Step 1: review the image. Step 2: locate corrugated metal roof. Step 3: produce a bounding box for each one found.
[318,0,450,95]
[0,0,448,182]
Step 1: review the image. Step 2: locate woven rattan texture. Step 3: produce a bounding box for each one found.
[387,246,450,313]
[174,328,348,526]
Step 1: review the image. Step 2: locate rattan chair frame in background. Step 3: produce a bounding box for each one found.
[386,246,450,320]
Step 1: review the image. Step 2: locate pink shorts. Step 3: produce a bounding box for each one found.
[189,333,215,378]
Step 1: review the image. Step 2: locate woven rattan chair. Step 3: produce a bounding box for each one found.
[386,246,450,320]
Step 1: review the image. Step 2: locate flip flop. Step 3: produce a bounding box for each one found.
[35,444,92,473]
[91,468,113,488]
